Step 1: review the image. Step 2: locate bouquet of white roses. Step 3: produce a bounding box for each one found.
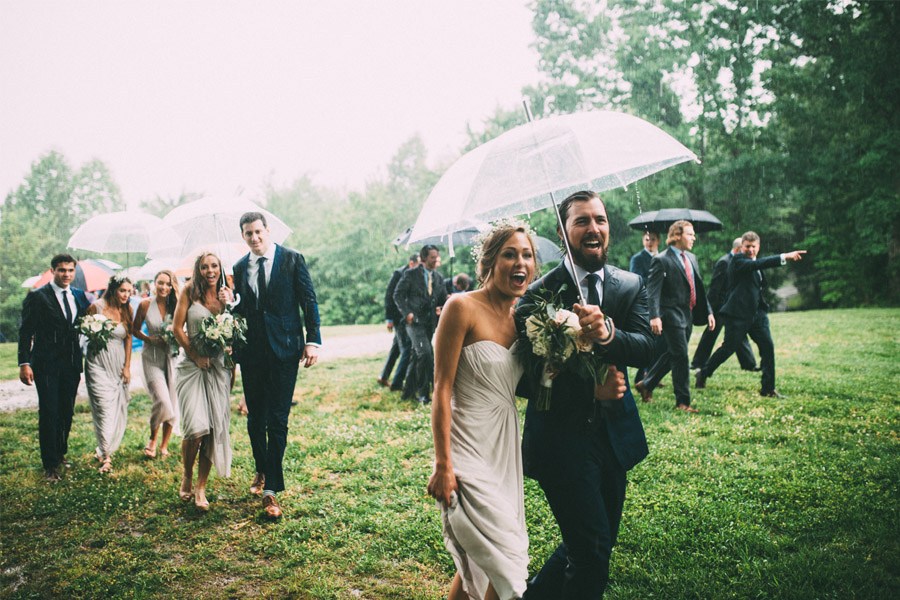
[78,313,118,354]
[196,308,248,368]
[161,315,181,357]
[517,285,608,411]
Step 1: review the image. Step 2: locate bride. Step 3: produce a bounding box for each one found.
[426,222,536,600]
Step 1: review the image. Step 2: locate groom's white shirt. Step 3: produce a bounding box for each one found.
[246,243,277,297]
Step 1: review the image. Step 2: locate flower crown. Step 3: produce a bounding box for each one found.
[111,273,128,285]
[470,218,537,264]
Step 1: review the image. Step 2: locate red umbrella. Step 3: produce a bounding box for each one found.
[29,259,119,292]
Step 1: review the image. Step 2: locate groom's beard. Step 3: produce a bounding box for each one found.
[571,244,608,273]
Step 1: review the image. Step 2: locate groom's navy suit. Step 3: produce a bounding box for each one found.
[233,244,321,493]
[18,284,90,470]
[516,263,654,598]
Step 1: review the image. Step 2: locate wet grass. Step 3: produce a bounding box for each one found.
[0,308,898,599]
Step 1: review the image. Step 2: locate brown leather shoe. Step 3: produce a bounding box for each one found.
[675,403,699,413]
[250,473,265,496]
[635,380,652,403]
[376,378,389,387]
[263,495,283,519]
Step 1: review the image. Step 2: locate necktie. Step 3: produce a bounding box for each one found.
[256,257,267,308]
[426,270,433,296]
[586,273,601,306]
[62,290,73,324]
[681,253,696,310]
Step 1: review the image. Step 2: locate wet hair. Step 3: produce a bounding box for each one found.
[558,190,603,228]
[154,269,180,316]
[51,254,77,269]
[742,231,760,243]
[104,275,134,331]
[454,273,471,291]
[419,244,439,262]
[644,231,660,241]
[239,211,267,231]
[189,252,226,304]
[666,220,693,245]
[732,237,743,250]
[475,222,538,286]
[408,254,419,265]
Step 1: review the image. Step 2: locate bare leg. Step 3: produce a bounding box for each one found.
[180,437,200,501]
[159,422,174,455]
[448,573,465,600]
[194,435,212,510]
[144,426,159,457]
[484,582,499,600]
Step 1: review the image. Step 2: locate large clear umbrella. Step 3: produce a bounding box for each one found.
[408,108,698,303]
[67,211,182,267]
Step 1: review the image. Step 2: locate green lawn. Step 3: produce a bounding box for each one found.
[0,308,897,599]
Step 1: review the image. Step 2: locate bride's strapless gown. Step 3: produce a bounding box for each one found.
[85,303,129,458]
[441,340,528,600]
[176,302,232,477]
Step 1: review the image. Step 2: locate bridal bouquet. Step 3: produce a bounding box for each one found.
[196,309,248,368]
[161,315,181,357]
[517,285,608,411]
[78,314,117,354]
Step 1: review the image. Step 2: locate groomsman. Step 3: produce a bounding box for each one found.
[393,245,448,404]
[231,212,322,519]
[377,254,419,391]
[636,220,714,412]
[696,231,806,397]
[628,230,659,282]
[18,254,90,482]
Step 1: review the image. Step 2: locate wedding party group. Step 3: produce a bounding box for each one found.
[17,211,321,519]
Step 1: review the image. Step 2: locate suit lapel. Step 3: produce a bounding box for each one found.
[266,245,284,299]
[41,285,66,322]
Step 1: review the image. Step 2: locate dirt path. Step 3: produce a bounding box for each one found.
[0,331,393,413]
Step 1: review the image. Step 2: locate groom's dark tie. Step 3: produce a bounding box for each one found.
[62,290,73,324]
[256,257,267,309]
[587,273,601,307]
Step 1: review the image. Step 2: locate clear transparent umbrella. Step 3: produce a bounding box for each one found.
[67,211,182,265]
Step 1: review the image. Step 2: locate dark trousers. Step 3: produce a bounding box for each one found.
[635,333,667,384]
[380,321,412,388]
[692,313,756,370]
[403,322,434,398]
[644,322,693,406]
[702,310,776,392]
[525,426,627,599]
[241,348,299,493]
[35,366,80,470]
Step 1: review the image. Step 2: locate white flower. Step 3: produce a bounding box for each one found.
[532,336,549,357]
[94,314,108,322]
[554,308,580,331]
[89,321,103,333]
[525,315,543,340]
[575,333,593,353]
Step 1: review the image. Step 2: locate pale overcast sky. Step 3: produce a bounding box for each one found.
[0,1,540,206]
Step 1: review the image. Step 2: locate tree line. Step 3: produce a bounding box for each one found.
[1,0,896,341]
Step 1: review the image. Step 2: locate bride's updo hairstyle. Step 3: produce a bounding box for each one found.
[473,219,540,287]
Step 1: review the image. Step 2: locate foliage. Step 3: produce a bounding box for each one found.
[0,308,898,598]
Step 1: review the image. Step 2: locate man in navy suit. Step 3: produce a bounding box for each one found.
[628,230,659,282]
[636,220,715,412]
[231,212,322,519]
[696,231,806,397]
[377,254,419,390]
[517,191,654,598]
[691,238,758,372]
[18,254,90,482]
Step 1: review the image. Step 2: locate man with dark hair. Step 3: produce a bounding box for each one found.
[230,212,322,519]
[18,254,90,482]
[517,190,654,598]
[636,220,714,412]
[393,244,447,404]
[696,232,806,398]
[377,254,419,390]
[628,230,659,282]
[691,237,758,371]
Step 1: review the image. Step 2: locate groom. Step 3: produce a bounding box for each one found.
[517,191,654,597]
[18,254,90,482]
[231,212,322,519]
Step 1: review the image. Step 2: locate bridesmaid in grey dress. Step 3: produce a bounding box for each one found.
[133,270,180,459]
[173,252,233,511]
[85,275,134,474]
[427,223,537,600]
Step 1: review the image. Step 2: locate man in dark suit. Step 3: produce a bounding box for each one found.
[393,244,448,404]
[377,254,419,390]
[696,231,806,397]
[517,191,655,598]
[231,212,322,519]
[691,238,758,371]
[628,230,659,282]
[636,220,715,412]
[18,254,90,482]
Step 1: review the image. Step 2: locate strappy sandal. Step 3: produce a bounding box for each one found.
[98,459,112,473]
[142,446,157,459]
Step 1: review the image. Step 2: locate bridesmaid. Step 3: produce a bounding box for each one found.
[85,275,133,474]
[173,253,233,511]
[133,270,180,459]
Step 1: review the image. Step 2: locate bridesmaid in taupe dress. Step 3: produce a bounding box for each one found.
[133,270,180,459]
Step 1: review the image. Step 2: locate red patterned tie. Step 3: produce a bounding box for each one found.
[681,252,696,310]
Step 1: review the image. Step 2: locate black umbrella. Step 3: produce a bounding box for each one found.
[628,208,723,234]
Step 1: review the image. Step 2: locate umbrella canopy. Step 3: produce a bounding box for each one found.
[393,220,490,258]
[68,211,182,256]
[29,258,120,291]
[408,110,698,244]
[176,243,247,277]
[149,197,291,265]
[533,235,564,264]
[627,208,723,234]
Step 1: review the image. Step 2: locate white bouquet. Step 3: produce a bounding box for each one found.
[77,313,118,354]
[196,308,247,368]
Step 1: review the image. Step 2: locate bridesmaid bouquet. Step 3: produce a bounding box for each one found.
[197,309,248,368]
[161,315,181,357]
[77,314,118,354]
[516,285,608,411]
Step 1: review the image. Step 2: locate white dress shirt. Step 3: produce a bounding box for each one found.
[247,243,277,297]
[564,257,604,305]
[49,281,77,322]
